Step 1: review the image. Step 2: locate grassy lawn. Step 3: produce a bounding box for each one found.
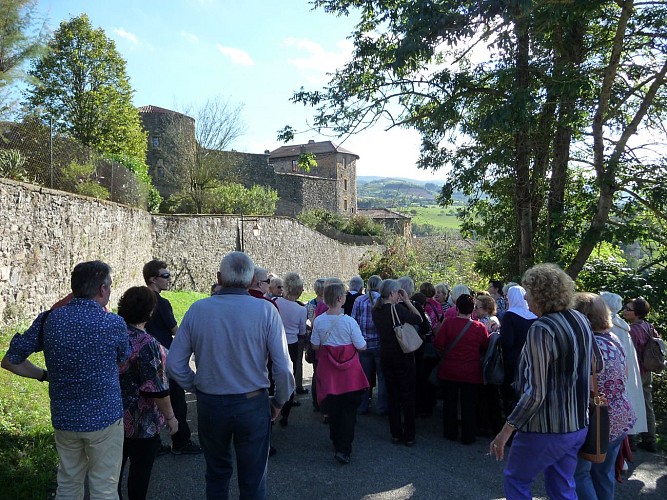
[0,323,59,499]
[394,204,461,230]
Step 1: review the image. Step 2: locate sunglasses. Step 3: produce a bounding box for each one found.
[157,272,171,279]
[259,279,270,284]
[624,306,634,311]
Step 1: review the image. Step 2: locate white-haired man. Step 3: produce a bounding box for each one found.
[166,252,294,499]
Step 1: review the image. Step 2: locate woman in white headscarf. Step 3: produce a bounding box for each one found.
[499,286,537,416]
[600,292,647,436]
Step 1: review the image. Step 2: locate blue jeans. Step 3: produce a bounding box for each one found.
[358,348,388,414]
[504,428,587,500]
[197,390,271,500]
[575,434,625,500]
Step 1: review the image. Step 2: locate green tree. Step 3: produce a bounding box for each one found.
[0,0,45,114]
[285,1,667,279]
[24,14,146,161]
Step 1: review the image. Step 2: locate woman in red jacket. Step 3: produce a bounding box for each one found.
[433,294,489,444]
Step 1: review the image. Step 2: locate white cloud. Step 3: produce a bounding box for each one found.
[282,37,354,84]
[112,27,139,47]
[181,31,199,44]
[216,45,254,66]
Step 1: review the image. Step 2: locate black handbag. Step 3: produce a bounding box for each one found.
[579,360,610,463]
[482,332,504,385]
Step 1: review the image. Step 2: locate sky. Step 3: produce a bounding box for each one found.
[33,0,448,183]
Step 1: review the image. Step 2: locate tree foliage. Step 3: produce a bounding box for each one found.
[165,181,277,215]
[292,0,667,279]
[24,14,146,161]
[0,0,46,114]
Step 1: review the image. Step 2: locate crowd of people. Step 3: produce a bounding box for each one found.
[1,254,662,499]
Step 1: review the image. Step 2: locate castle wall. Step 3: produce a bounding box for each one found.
[0,178,374,323]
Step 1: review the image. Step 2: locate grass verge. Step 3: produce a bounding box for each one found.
[0,324,58,499]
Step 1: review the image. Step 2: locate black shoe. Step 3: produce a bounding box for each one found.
[391,437,402,444]
[269,446,277,457]
[156,444,171,457]
[296,387,309,395]
[334,452,350,465]
[404,440,415,447]
[171,441,203,455]
[279,417,288,427]
[291,400,302,407]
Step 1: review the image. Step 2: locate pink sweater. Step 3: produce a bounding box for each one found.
[316,344,369,405]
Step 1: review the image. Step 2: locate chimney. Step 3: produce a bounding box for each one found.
[308,139,315,144]
[264,150,270,155]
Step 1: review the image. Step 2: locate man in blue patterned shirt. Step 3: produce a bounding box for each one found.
[2,260,130,499]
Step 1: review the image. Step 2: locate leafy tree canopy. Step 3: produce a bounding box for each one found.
[287,0,667,279]
[24,14,146,161]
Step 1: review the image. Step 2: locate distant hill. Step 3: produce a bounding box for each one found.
[357,176,465,208]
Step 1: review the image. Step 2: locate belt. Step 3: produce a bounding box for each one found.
[245,389,264,399]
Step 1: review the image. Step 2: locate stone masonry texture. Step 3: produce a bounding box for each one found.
[0,178,376,322]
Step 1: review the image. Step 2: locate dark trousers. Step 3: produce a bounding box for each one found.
[197,389,271,500]
[323,391,363,455]
[415,348,439,416]
[382,352,416,442]
[311,361,319,411]
[477,383,504,436]
[442,380,479,444]
[118,435,160,500]
[280,342,298,422]
[169,379,192,448]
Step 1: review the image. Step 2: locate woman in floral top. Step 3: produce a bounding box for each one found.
[573,292,636,500]
[117,286,178,499]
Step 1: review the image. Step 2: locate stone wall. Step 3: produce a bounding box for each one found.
[0,179,152,322]
[0,179,376,323]
[152,214,373,293]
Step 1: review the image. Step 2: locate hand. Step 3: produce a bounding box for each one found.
[271,404,281,422]
[489,423,514,460]
[397,289,408,301]
[165,417,179,435]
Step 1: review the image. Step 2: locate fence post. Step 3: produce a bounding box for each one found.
[49,116,53,188]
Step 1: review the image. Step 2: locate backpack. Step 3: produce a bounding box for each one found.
[642,323,666,373]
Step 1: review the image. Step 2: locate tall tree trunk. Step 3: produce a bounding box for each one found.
[547,20,585,262]
[514,12,534,274]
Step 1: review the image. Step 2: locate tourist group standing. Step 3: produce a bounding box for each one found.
[2,255,663,500]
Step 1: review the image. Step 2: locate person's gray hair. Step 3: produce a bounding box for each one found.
[502,282,519,295]
[71,260,112,299]
[397,276,415,297]
[283,272,304,298]
[219,252,255,288]
[349,275,364,292]
[375,279,400,309]
[451,284,471,302]
[313,278,326,296]
[435,283,450,295]
[366,275,382,292]
[253,266,268,281]
[600,291,623,315]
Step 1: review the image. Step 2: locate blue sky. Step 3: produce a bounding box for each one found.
[34,0,447,182]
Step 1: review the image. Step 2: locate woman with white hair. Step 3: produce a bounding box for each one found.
[600,292,647,436]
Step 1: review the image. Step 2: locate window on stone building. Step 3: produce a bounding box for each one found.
[344,179,348,191]
[292,160,298,172]
[157,166,164,178]
[152,137,160,147]
[344,199,348,211]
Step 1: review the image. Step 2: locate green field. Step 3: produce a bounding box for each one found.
[393,204,461,231]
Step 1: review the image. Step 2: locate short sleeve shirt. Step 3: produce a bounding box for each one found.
[119,326,170,438]
[145,292,177,349]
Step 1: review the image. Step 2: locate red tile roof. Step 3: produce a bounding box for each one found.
[137,105,194,120]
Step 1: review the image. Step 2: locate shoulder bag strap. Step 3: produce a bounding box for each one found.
[442,319,473,358]
[391,303,401,328]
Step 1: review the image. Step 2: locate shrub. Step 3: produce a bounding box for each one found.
[0,149,31,182]
[60,161,109,200]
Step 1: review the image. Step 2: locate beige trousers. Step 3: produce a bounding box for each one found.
[54,418,124,500]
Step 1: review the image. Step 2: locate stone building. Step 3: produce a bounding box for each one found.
[357,208,412,238]
[138,105,195,198]
[269,140,359,216]
[139,105,360,217]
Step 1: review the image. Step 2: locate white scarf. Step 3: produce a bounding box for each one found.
[506,286,537,320]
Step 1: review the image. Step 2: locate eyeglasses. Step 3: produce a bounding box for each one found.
[259,279,270,284]
[624,306,634,311]
[157,272,171,279]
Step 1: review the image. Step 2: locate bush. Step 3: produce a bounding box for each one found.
[0,149,31,182]
[298,209,384,237]
[61,161,109,200]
